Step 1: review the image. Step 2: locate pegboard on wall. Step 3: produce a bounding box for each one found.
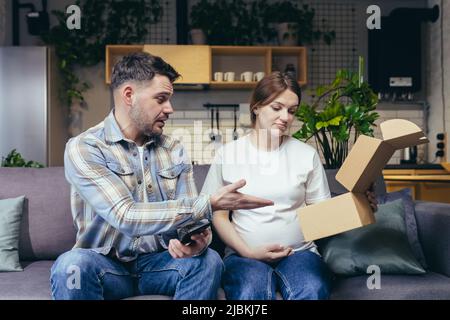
[143,0,177,44]
[184,0,359,88]
[305,1,359,91]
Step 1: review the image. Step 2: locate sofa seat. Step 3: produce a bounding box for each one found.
[124,288,227,300]
[0,261,53,300]
[0,260,226,301]
[331,272,450,300]
[2,166,450,300]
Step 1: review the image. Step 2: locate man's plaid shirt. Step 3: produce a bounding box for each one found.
[64,110,212,262]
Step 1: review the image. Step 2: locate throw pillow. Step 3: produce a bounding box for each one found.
[376,188,427,269]
[0,196,25,272]
[319,198,426,276]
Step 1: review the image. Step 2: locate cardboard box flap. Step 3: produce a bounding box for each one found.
[336,135,395,192]
[298,192,375,241]
[380,119,429,149]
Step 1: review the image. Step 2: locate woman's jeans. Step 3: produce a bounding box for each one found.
[50,248,223,300]
[223,249,333,300]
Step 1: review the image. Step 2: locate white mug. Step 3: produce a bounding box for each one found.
[253,72,265,82]
[214,72,224,82]
[240,71,253,82]
[224,72,235,82]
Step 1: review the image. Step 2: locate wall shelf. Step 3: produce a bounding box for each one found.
[105,45,307,88]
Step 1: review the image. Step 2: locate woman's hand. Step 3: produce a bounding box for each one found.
[245,244,292,263]
[168,228,211,259]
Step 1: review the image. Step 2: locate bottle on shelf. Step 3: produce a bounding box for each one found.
[284,63,296,80]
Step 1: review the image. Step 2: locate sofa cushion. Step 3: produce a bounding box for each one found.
[331,272,450,300]
[0,260,53,299]
[0,168,76,260]
[414,201,450,277]
[319,199,425,276]
[0,195,25,272]
[377,188,427,269]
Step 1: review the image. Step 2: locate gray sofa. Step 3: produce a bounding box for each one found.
[0,166,449,300]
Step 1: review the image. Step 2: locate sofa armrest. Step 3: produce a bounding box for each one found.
[414,201,450,277]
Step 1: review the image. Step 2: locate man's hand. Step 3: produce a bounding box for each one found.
[210,179,274,212]
[246,244,292,264]
[168,228,211,259]
[366,183,378,212]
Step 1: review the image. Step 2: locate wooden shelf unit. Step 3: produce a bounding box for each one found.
[271,47,307,86]
[210,46,306,89]
[105,45,307,88]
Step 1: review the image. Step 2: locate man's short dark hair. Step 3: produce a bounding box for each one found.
[110,52,180,90]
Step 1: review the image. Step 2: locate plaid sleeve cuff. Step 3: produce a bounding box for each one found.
[192,193,212,221]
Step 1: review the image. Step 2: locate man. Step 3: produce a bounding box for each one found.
[50,52,274,300]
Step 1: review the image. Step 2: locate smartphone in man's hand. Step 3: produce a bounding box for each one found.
[178,220,211,245]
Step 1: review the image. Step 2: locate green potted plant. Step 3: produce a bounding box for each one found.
[293,57,379,169]
[190,0,268,45]
[189,0,213,44]
[264,1,335,46]
[226,0,267,45]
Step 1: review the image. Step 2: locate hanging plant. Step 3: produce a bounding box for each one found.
[40,0,163,108]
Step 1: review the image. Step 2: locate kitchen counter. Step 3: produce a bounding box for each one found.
[384,164,443,170]
[382,164,450,203]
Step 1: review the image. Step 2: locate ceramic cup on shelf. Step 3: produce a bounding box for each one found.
[213,72,224,82]
[224,72,235,82]
[253,72,265,82]
[240,71,253,82]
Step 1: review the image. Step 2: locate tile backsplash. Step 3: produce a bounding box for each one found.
[163,103,427,165]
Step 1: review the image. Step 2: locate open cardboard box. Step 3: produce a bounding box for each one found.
[298,119,429,241]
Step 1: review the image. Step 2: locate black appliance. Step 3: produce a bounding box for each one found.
[400,146,418,164]
[368,6,439,95]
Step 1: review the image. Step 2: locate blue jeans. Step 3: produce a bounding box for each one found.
[50,248,223,300]
[223,250,333,300]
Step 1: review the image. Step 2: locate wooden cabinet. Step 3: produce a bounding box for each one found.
[105,45,143,85]
[143,45,211,84]
[105,45,307,88]
[105,45,210,85]
[382,169,450,203]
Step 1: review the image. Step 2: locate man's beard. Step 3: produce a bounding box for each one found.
[129,100,160,138]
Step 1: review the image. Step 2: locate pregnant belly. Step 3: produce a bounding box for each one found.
[233,215,307,250]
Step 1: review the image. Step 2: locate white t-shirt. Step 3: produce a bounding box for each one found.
[201,134,331,253]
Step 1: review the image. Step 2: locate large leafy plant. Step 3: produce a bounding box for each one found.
[293,58,379,169]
